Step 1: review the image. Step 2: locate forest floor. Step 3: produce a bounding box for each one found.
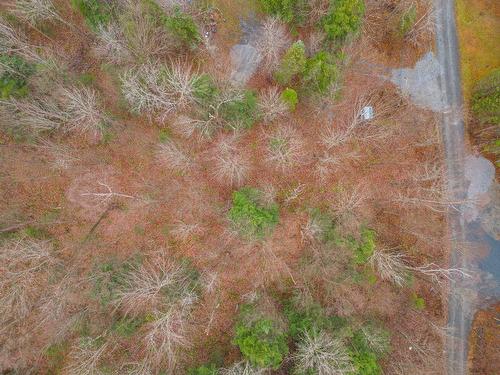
[0,1,454,373]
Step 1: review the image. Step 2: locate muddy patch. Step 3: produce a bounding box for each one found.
[229,14,262,85]
[391,52,445,112]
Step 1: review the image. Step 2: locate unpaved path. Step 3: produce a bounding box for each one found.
[434,0,470,374]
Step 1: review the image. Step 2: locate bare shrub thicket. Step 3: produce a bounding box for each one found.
[258,86,288,122]
[170,221,203,242]
[37,140,79,170]
[321,94,395,150]
[220,361,269,375]
[1,97,69,132]
[266,126,304,171]
[0,238,58,330]
[156,140,193,174]
[121,62,198,123]
[0,19,45,63]
[114,257,199,317]
[141,308,191,372]
[293,331,354,375]
[62,86,107,138]
[155,0,192,12]
[178,90,246,139]
[94,23,132,64]
[400,1,435,48]
[13,0,61,25]
[65,336,111,375]
[212,137,250,186]
[256,17,291,73]
[1,85,107,138]
[120,0,175,59]
[111,255,203,371]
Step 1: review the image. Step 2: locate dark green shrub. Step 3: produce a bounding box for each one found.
[163,7,201,49]
[399,3,417,36]
[410,292,426,310]
[307,208,339,244]
[471,69,500,125]
[112,316,144,337]
[188,364,218,375]
[281,87,298,111]
[275,40,306,85]
[303,51,338,94]
[321,0,365,40]
[192,73,218,104]
[349,350,381,375]
[91,257,140,307]
[159,128,172,143]
[258,0,308,24]
[285,299,348,339]
[71,0,114,31]
[353,228,376,265]
[45,342,69,373]
[0,54,35,99]
[228,187,279,239]
[352,325,391,358]
[220,90,259,129]
[233,318,289,369]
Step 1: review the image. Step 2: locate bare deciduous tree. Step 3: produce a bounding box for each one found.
[156,140,193,174]
[121,0,174,59]
[258,86,288,122]
[142,308,190,372]
[370,249,409,287]
[79,181,138,207]
[170,221,203,242]
[0,97,66,132]
[306,30,326,55]
[37,140,79,170]
[333,184,367,218]
[256,17,291,73]
[121,62,198,123]
[293,331,354,375]
[62,86,107,138]
[370,248,472,287]
[266,126,304,171]
[1,85,108,139]
[284,183,306,206]
[213,137,249,186]
[114,257,199,317]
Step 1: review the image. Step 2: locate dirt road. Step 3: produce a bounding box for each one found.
[434,0,469,374]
